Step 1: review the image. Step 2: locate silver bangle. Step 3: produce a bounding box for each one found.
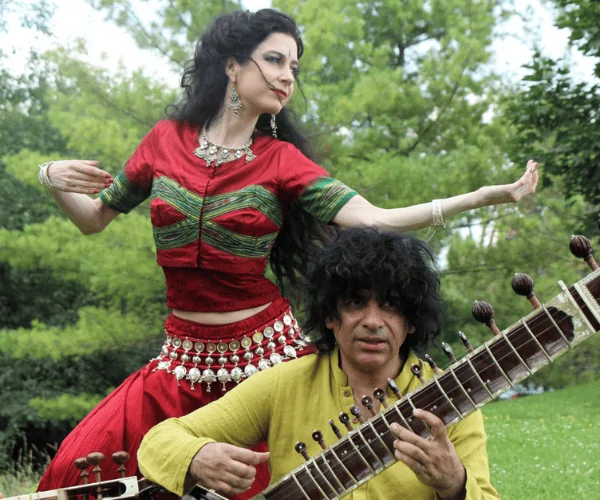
[38,161,58,191]
[431,199,446,227]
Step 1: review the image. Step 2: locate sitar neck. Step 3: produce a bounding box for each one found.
[257,270,600,500]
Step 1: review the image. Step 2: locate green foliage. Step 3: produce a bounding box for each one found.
[504,54,600,213]
[552,0,600,77]
[29,394,105,424]
[484,379,600,498]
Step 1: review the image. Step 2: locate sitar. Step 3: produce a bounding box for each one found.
[7,235,600,500]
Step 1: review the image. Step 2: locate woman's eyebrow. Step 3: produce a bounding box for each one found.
[263,49,299,66]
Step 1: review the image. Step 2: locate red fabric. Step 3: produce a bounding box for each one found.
[162,268,280,312]
[107,120,333,312]
[37,298,313,500]
[137,120,330,274]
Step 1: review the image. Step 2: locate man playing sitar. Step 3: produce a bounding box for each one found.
[137,227,499,499]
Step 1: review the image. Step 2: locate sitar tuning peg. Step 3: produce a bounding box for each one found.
[512,273,542,309]
[472,301,502,336]
[295,442,309,461]
[86,452,105,483]
[373,388,389,408]
[424,354,441,375]
[312,430,326,449]
[570,235,599,271]
[350,404,365,424]
[441,342,457,363]
[339,412,353,431]
[410,364,426,383]
[361,395,377,416]
[458,331,474,353]
[111,451,130,478]
[74,457,89,485]
[329,419,343,439]
[387,378,403,399]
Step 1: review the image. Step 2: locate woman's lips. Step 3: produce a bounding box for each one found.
[272,89,287,99]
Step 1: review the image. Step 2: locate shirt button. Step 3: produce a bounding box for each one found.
[343,390,351,397]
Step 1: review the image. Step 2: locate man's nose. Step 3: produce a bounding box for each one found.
[361,300,385,329]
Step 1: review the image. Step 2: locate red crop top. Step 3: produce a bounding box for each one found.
[100,120,357,312]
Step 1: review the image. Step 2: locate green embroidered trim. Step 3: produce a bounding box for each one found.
[151,176,283,258]
[298,177,358,222]
[99,172,150,214]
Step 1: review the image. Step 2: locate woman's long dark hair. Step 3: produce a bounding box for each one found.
[167,9,329,300]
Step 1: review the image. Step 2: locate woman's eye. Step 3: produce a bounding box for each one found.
[266,56,281,64]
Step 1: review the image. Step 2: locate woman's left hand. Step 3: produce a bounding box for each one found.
[391,409,467,499]
[485,159,539,205]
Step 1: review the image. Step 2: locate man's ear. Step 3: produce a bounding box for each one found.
[225,57,238,82]
[325,317,335,330]
[408,323,416,335]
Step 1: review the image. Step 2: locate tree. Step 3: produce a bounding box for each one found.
[503,1,599,224]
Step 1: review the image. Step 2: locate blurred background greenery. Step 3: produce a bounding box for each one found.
[0,0,599,496]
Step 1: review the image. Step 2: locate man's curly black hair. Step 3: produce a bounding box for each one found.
[302,227,444,353]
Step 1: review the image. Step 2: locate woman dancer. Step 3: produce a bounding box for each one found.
[35,8,538,499]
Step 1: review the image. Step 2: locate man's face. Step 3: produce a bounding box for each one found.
[326,292,416,375]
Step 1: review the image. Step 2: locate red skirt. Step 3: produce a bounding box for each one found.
[37,298,311,499]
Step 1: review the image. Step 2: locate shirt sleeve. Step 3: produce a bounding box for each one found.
[444,410,500,500]
[99,123,160,213]
[137,366,279,496]
[277,143,357,223]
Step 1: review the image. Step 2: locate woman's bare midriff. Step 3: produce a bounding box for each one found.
[172,302,272,325]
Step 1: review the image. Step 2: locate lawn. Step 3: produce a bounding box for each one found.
[483,379,600,499]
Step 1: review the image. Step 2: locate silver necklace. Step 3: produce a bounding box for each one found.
[193,128,256,167]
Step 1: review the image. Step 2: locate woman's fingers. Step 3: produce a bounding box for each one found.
[45,160,114,194]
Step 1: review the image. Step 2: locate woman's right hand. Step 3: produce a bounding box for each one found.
[47,160,113,194]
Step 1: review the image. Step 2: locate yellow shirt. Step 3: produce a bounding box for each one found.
[138,349,499,499]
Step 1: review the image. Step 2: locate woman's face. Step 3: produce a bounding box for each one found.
[228,32,299,117]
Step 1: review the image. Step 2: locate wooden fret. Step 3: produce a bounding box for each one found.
[385,400,414,432]
[364,419,396,463]
[302,462,332,499]
[348,431,381,471]
[313,455,347,496]
[483,344,514,386]
[370,414,397,456]
[500,330,533,375]
[431,376,463,421]
[520,318,552,362]
[447,366,478,408]
[324,447,358,490]
[353,427,386,469]
[290,471,311,500]
[464,356,496,399]
[330,440,371,483]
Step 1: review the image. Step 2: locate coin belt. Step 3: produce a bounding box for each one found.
[150,310,306,391]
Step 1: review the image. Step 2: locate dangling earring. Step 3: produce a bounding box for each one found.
[228,85,242,119]
[270,114,277,138]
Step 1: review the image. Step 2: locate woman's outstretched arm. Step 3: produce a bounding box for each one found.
[44,160,120,235]
[332,160,538,230]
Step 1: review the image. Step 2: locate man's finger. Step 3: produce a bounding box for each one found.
[393,438,431,468]
[412,409,447,441]
[226,446,269,466]
[390,422,431,449]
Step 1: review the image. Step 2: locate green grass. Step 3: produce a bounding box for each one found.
[0,448,44,498]
[483,379,600,499]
